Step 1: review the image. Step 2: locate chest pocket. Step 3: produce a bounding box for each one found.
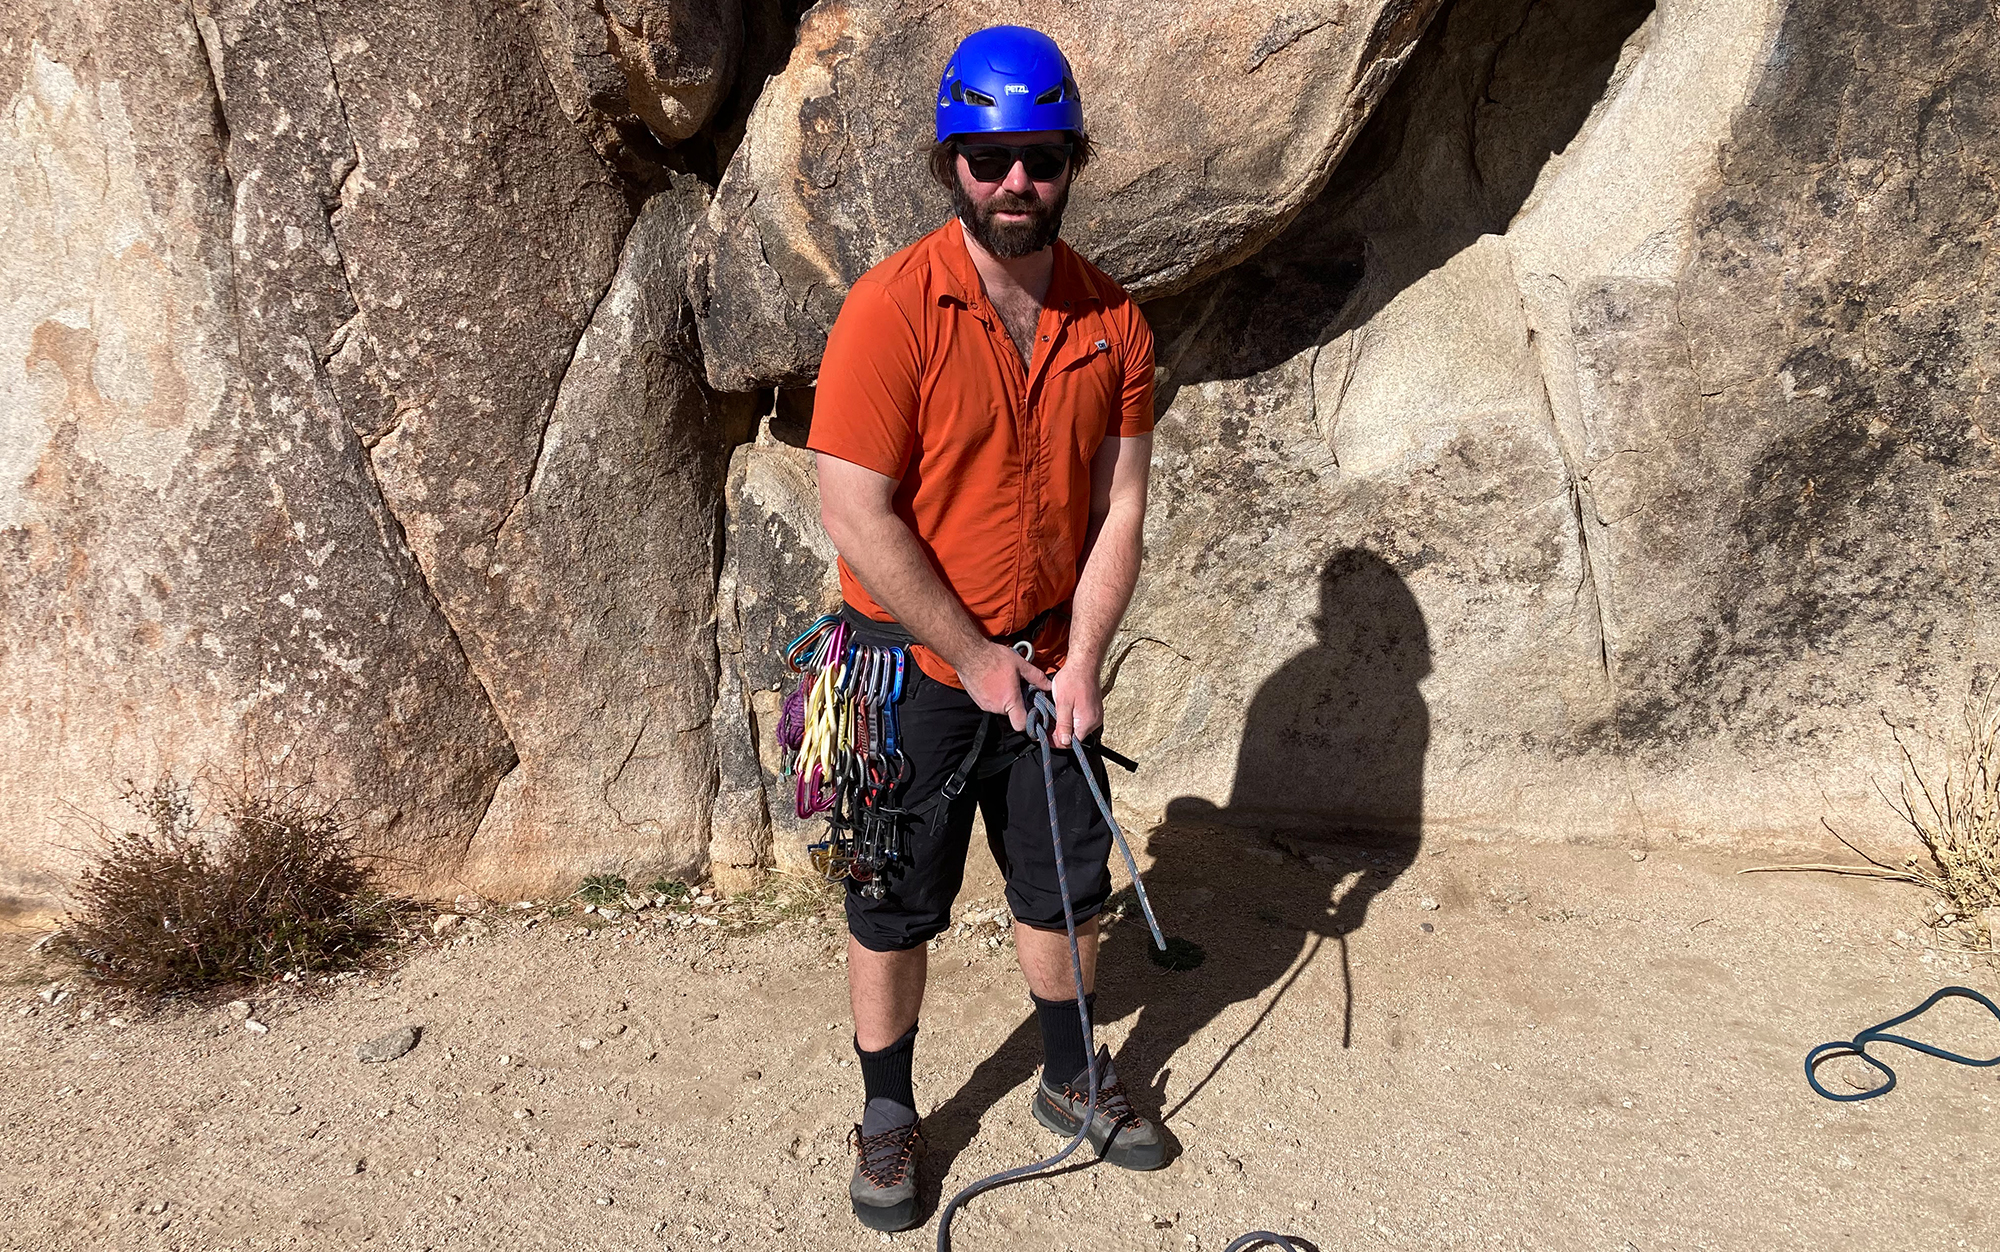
[1049,315,1123,456]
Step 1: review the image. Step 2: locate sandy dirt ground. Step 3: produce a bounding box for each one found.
[3,827,1997,1252]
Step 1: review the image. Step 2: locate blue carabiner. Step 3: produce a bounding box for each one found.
[882,647,907,756]
[784,614,838,671]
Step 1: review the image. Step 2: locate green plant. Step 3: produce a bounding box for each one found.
[576,874,630,907]
[55,777,392,998]
[645,878,691,904]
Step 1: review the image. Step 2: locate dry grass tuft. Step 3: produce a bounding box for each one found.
[53,777,394,998]
[727,871,844,931]
[1884,682,2000,912]
[1747,679,2000,919]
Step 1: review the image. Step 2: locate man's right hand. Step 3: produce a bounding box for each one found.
[956,641,1052,732]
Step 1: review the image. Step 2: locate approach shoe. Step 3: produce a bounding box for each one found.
[1030,1045,1166,1171]
[848,1097,924,1231]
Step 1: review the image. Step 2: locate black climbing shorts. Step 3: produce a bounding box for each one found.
[843,646,1116,953]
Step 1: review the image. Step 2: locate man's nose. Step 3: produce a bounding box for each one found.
[999,159,1035,194]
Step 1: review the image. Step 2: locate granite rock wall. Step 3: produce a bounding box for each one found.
[5,0,1993,916]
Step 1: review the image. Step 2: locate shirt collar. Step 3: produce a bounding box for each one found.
[931,219,1104,312]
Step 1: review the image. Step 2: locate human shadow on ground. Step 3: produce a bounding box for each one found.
[919,550,1430,1204]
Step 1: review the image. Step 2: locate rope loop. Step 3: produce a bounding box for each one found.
[1805,985,2000,1102]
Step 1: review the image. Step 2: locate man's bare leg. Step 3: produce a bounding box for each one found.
[849,937,928,1051]
[844,938,927,1231]
[1014,917,1098,1001]
[1015,914,1161,1165]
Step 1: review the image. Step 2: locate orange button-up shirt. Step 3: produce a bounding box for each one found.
[808,221,1157,687]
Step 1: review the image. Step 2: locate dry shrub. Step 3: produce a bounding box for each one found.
[56,777,392,998]
[1749,678,2000,916]
[1884,680,2000,912]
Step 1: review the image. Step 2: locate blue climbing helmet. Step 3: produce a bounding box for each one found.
[934,26,1084,142]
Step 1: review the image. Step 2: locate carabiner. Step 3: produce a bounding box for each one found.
[783,615,831,671]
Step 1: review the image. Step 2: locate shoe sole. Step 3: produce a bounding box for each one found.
[851,1193,921,1232]
[1030,1089,1167,1171]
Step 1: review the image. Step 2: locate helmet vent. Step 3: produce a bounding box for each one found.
[950,80,997,107]
[1033,83,1065,105]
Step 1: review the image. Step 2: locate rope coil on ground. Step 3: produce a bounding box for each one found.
[1805,984,2000,1102]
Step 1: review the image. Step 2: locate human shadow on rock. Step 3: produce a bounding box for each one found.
[919,551,1430,1194]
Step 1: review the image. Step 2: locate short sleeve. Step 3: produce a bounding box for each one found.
[1114,301,1157,437]
[808,278,923,479]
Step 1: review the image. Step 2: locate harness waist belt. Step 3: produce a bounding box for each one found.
[837,602,1062,653]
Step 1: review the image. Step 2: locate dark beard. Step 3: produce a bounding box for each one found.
[952,177,1068,259]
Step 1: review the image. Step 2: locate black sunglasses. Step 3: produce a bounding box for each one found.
[956,142,1074,183]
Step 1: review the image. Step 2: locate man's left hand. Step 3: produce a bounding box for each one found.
[1049,662,1103,750]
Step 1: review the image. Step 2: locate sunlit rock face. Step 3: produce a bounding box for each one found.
[1112,0,2000,848]
[1,0,740,912]
[8,0,1997,916]
[685,0,1448,390]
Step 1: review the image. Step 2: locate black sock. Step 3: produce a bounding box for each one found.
[855,1021,918,1112]
[1032,991,1095,1086]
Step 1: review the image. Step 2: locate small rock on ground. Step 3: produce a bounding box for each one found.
[356,1025,422,1064]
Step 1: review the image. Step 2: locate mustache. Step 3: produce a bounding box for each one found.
[983,191,1045,213]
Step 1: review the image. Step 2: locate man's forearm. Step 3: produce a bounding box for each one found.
[1065,499,1143,675]
[823,506,990,672]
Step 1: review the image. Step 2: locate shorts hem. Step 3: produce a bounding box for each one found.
[845,923,950,954]
[1010,899,1107,933]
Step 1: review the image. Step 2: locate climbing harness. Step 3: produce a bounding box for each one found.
[1805,984,2000,1102]
[934,685,1305,1252]
[779,614,911,898]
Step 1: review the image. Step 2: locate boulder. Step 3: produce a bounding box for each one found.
[714,431,843,873]
[283,0,729,891]
[1,0,515,916]
[686,0,1447,389]
[2,0,745,916]
[1118,0,1999,848]
[531,0,743,146]
[457,182,758,894]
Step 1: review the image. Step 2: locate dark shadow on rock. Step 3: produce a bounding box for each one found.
[921,550,1431,1194]
[1109,549,1430,1117]
[1145,0,1656,406]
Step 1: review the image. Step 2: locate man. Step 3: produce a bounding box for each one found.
[806,24,1161,1233]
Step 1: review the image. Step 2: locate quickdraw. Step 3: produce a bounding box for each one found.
[777,614,911,898]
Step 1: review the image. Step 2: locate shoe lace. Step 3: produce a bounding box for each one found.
[849,1120,922,1188]
[1062,1073,1135,1126]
